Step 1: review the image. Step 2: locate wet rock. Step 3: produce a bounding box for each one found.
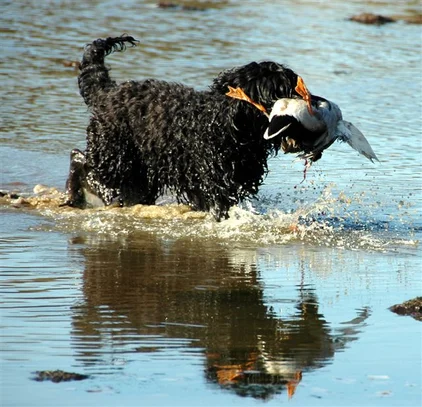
[33,370,89,383]
[389,297,422,321]
[157,2,204,11]
[349,12,422,25]
[348,13,396,25]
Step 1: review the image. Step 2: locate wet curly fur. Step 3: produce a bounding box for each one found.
[65,35,302,220]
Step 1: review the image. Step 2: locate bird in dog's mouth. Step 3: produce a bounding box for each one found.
[226,76,378,169]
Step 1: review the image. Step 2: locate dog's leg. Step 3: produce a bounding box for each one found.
[211,206,230,222]
[63,149,107,208]
[186,189,230,222]
[62,149,89,208]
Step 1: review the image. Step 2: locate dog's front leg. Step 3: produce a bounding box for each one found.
[62,148,124,209]
[62,149,88,208]
[62,149,105,209]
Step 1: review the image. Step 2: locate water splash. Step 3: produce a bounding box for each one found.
[0,184,418,253]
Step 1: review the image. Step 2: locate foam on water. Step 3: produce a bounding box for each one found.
[1,183,418,253]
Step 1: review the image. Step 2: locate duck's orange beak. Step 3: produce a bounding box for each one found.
[295,76,314,115]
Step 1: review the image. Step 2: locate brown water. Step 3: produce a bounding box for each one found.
[1,1,421,406]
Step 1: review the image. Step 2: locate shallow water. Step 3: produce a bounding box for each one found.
[1,0,421,406]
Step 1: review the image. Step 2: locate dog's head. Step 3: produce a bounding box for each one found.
[211,61,299,112]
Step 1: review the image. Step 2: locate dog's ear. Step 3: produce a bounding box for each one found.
[226,86,269,117]
[239,63,299,107]
[211,61,300,111]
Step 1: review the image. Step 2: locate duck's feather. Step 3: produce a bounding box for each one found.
[336,120,379,162]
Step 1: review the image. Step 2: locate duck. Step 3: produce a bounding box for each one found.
[263,78,378,164]
[227,77,378,165]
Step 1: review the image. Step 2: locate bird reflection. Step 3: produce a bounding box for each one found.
[69,233,370,400]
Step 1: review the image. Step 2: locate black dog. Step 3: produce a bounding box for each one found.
[65,36,308,220]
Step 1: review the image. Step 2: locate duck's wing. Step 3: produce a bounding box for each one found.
[336,120,379,162]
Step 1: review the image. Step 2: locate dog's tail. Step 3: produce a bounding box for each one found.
[78,35,138,107]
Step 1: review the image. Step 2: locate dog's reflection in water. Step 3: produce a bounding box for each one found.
[70,236,370,400]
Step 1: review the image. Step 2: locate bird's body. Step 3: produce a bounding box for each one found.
[263,96,378,163]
